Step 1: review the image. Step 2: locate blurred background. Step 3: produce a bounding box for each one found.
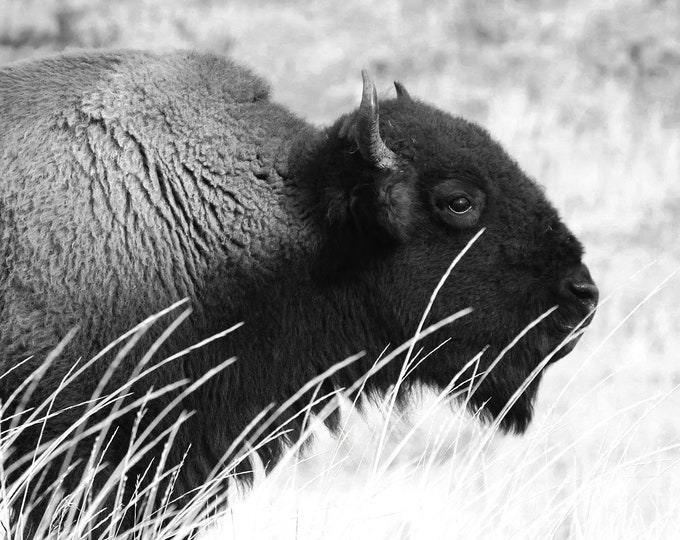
[1,1,679,538]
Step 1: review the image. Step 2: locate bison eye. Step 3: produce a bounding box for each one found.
[448,196,472,214]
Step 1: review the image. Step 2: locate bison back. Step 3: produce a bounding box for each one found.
[0,49,312,397]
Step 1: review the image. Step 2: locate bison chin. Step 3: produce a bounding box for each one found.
[432,329,573,434]
[427,354,542,435]
[465,372,543,434]
[459,314,591,433]
[542,305,597,365]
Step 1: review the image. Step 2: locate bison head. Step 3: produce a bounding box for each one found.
[315,72,598,432]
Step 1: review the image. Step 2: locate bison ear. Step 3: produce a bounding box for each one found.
[349,170,417,243]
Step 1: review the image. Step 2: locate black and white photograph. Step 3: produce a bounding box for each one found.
[0,1,678,539]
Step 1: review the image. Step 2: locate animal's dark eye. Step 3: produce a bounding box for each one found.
[432,181,484,229]
[448,197,472,214]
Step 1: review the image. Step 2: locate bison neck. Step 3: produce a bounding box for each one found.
[172,260,408,480]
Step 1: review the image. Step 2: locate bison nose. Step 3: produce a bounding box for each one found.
[559,264,599,310]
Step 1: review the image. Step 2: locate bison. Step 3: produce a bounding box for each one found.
[0,50,598,537]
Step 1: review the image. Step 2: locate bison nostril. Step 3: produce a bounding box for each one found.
[559,264,599,308]
[568,281,599,304]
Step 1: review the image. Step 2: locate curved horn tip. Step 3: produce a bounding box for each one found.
[360,70,378,110]
[394,81,412,101]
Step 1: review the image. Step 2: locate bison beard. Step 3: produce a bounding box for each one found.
[0,50,598,538]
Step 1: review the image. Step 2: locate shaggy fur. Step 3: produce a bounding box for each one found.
[0,50,597,536]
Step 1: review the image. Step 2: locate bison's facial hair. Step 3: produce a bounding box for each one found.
[415,338,540,434]
[415,301,593,434]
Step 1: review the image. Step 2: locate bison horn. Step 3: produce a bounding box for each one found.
[355,70,398,170]
[394,81,412,101]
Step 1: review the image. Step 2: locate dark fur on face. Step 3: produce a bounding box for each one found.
[312,94,597,433]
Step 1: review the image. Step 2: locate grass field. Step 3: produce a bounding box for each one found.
[1,0,679,538]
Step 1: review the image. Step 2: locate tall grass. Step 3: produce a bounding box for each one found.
[200,263,679,540]
[0,299,599,539]
[0,242,657,539]
[0,223,479,539]
[0,229,600,539]
[0,302,242,539]
[0,304,482,538]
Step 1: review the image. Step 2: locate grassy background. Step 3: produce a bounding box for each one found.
[1,0,679,538]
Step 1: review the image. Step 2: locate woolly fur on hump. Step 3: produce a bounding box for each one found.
[0,50,313,377]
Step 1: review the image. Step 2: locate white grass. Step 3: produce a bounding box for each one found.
[205,275,680,539]
[2,263,675,539]
[0,297,476,538]
[0,303,244,539]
